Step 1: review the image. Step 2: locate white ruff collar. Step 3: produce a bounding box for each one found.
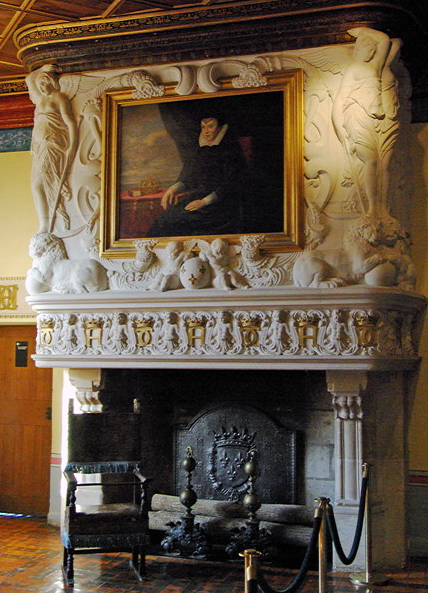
[199,123,228,147]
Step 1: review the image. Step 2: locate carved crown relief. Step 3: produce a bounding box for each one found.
[25,29,416,296]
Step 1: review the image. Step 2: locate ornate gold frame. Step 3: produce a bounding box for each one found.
[100,69,303,258]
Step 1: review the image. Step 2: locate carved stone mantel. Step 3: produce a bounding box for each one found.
[28,285,425,369]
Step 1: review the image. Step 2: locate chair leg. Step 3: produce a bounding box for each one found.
[62,546,74,586]
[130,546,146,581]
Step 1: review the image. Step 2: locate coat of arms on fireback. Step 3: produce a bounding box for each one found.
[207,426,256,501]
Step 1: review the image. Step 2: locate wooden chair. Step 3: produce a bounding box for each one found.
[61,460,151,586]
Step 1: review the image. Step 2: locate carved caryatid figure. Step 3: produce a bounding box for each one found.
[332,28,398,217]
[26,65,78,233]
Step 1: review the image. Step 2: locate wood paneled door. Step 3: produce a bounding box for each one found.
[0,326,52,515]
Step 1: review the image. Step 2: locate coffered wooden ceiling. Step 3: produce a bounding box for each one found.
[0,0,427,120]
[0,0,212,80]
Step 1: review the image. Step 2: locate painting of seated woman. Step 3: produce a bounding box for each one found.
[118,91,284,240]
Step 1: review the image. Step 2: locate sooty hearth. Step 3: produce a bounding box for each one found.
[89,369,335,508]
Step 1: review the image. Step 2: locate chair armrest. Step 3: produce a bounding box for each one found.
[63,470,78,510]
[63,470,78,487]
[133,471,153,513]
[134,471,153,487]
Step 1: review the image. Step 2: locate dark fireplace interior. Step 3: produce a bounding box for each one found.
[68,369,334,508]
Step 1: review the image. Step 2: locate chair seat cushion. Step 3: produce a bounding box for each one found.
[64,503,148,536]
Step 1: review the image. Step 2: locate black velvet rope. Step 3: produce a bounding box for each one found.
[326,473,369,565]
[255,515,322,593]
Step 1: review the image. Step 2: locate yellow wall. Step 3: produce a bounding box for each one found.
[409,124,428,471]
[0,150,63,457]
[1,124,427,471]
[0,151,37,275]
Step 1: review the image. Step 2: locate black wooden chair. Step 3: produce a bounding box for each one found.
[61,460,151,586]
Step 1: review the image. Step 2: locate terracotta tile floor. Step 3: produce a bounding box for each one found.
[0,516,427,593]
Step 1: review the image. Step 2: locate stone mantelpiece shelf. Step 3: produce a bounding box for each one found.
[28,286,426,370]
[26,285,427,312]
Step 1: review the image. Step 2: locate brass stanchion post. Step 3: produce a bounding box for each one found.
[349,463,389,586]
[315,497,330,593]
[240,549,261,593]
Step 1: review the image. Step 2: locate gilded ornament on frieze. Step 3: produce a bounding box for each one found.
[296,313,319,348]
[186,316,207,348]
[239,315,261,348]
[84,320,103,348]
[39,319,55,346]
[353,312,379,348]
[134,319,154,347]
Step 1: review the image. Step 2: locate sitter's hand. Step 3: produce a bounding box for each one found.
[185,199,205,211]
[161,187,178,210]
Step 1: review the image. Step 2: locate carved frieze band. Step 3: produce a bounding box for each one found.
[36,307,416,358]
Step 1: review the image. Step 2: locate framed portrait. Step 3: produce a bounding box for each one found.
[100,69,304,257]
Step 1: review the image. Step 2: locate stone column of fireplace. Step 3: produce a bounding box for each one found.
[327,370,367,571]
[327,369,409,572]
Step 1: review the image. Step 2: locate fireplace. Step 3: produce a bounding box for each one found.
[91,368,319,504]
[19,0,428,574]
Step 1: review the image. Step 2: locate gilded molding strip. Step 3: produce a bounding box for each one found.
[14,0,417,53]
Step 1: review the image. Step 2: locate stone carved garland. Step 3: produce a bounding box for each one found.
[24,28,417,295]
[36,307,416,358]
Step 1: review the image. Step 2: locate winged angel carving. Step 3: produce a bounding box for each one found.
[293,28,415,290]
[26,65,105,235]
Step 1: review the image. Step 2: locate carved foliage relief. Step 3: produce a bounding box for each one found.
[25,29,416,294]
[36,307,416,359]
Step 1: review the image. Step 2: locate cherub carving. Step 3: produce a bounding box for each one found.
[215,311,236,352]
[160,312,181,353]
[325,310,350,354]
[107,312,130,352]
[201,238,248,291]
[149,240,193,291]
[269,310,290,352]
[63,314,79,348]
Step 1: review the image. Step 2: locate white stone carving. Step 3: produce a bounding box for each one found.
[25,33,416,294]
[200,238,248,291]
[121,70,165,99]
[163,65,197,95]
[293,214,416,290]
[231,60,269,88]
[238,234,297,287]
[68,368,103,413]
[34,306,419,360]
[327,370,366,505]
[179,256,211,289]
[26,65,79,234]
[149,240,195,291]
[26,232,108,294]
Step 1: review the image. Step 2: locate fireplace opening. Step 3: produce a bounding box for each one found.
[68,369,334,562]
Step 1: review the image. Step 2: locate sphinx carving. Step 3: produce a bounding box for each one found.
[26,232,108,294]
